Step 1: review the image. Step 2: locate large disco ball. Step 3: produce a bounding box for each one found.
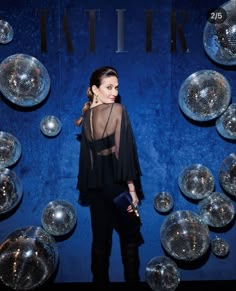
[0,54,50,107]
[216,103,236,140]
[153,192,174,213]
[178,70,231,121]
[40,115,62,137]
[0,168,23,215]
[0,131,22,168]
[41,200,77,236]
[203,1,236,66]
[178,164,215,200]
[0,226,58,290]
[160,210,210,261]
[0,20,14,44]
[219,153,236,196]
[198,192,235,228]
[145,256,180,291]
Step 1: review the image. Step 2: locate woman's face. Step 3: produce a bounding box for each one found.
[93,76,119,104]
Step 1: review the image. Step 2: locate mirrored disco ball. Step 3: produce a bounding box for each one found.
[216,103,236,140]
[0,168,23,215]
[41,200,77,236]
[0,54,50,107]
[203,1,236,66]
[198,192,235,228]
[178,164,215,200]
[0,20,14,44]
[40,115,62,137]
[160,210,210,261]
[145,256,180,291]
[154,192,174,213]
[219,153,236,196]
[0,131,22,168]
[178,70,231,121]
[211,237,230,257]
[0,226,58,290]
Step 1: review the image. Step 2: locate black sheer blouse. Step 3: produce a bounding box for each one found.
[77,103,143,205]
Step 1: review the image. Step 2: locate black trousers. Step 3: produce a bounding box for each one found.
[89,194,144,289]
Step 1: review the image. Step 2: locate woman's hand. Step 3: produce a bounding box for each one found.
[129,191,139,207]
[127,191,139,217]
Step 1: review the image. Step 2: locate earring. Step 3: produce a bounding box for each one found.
[95,95,98,103]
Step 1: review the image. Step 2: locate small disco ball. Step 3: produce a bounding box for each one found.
[211,237,230,257]
[0,168,23,215]
[0,226,58,290]
[160,210,210,261]
[0,20,14,44]
[178,164,215,200]
[145,256,180,291]
[40,115,62,137]
[0,54,50,107]
[178,70,231,121]
[203,1,236,66]
[198,192,235,228]
[0,131,21,168]
[153,192,174,213]
[211,237,229,257]
[216,103,236,140]
[219,153,236,196]
[41,199,77,236]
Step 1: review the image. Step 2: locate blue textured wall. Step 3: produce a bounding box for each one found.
[0,0,235,284]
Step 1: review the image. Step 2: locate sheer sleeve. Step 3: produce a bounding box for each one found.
[113,105,142,183]
[76,103,144,205]
[76,127,93,205]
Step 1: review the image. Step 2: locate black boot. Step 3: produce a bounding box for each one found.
[91,245,111,290]
[120,243,140,289]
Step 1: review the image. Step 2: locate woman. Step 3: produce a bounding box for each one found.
[75,66,144,289]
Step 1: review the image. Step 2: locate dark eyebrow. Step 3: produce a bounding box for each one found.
[107,84,119,88]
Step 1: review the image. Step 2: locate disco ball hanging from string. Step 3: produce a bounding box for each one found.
[178,70,231,122]
[203,1,236,66]
[0,20,14,44]
[216,103,236,140]
[0,54,50,107]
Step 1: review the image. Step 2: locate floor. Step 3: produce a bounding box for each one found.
[1,281,236,290]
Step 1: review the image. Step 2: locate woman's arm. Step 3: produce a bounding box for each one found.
[127,180,139,216]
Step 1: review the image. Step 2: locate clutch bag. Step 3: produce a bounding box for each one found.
[113,191,141,237]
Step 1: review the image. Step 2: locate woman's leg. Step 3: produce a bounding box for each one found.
[114,205,144,287]
[90,197,113,289]
[120,241,141,287]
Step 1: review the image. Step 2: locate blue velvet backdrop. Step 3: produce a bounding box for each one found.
[0,0,236,284]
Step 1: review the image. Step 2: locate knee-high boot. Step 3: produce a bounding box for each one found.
[91,244,111,290]
[120,243,140,287]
